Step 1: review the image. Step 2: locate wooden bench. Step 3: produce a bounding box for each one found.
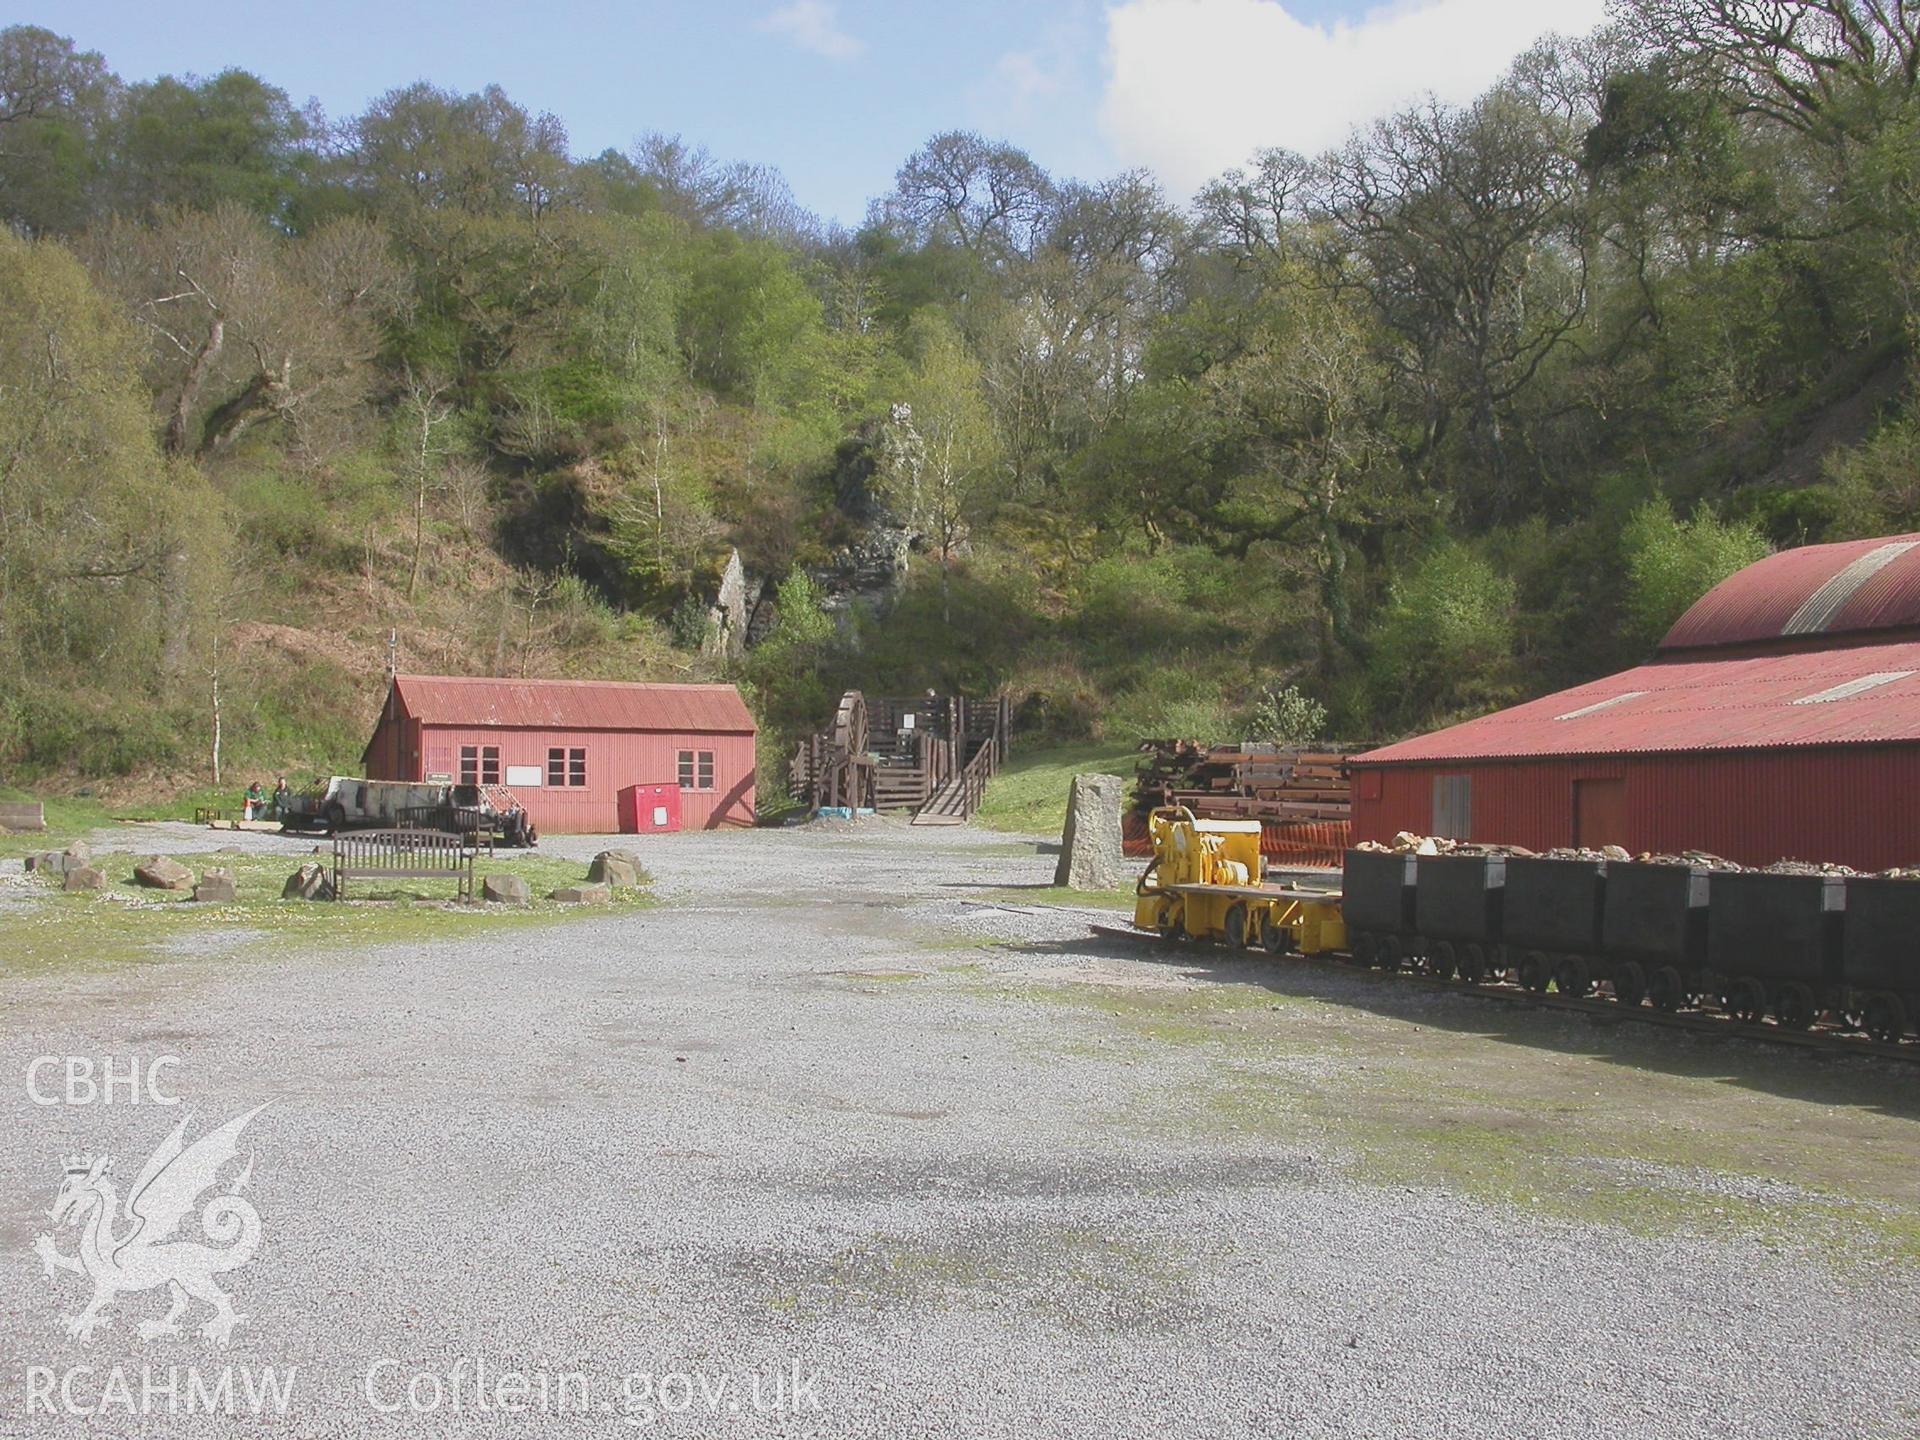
[331,829,474,901]
[0,801,45,833]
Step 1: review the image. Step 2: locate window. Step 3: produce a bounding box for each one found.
[678,749,715,791]
[1432,775,1472,839]
[547,747,587,787]
[460,746,479,786]
[481,746,500,785]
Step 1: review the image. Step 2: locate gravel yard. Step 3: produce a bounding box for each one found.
[1,820,1916,1437]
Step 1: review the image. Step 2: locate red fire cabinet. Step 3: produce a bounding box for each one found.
[618,783,682,834]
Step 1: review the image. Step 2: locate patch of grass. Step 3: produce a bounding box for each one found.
[974,739,1141,837]
[4,848,653,971]
[0,788,114,857]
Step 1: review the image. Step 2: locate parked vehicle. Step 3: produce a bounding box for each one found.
[281,778,536,847]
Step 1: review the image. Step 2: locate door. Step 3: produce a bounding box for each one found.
[1573,778,1628,848]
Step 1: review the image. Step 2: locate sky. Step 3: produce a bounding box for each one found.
[38,0,1612,224]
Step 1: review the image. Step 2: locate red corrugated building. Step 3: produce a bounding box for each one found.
[1351,534,1920,869]
[362,675,756,834]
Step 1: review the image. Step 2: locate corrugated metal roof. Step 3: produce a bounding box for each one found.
[1661,533,1920,650]
[1354,639,1920,764]
[392,675,755,733]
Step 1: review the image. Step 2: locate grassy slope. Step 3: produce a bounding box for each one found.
[974,740,1142,838]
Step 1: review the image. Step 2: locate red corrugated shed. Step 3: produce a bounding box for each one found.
[1355,639,1920,764]
[1660,533,1920,650]
[362,675,756,833]
[1353,534,1920,868]
[390,675,753,733]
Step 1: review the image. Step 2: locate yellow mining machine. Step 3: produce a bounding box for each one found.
[1132,806,1346,955]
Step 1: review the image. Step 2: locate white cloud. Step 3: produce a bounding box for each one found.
[1099,0,1609,198]
[758,0,867,62]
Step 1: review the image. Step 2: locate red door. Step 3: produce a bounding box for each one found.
[1573,778,1628,848]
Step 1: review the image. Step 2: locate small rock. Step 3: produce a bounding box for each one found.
[216,846,246,856]
[62,866,106,892]
[482,874,530,905]
[134,856,194,891]
[193,868,238,903]
[282,862,333,901]
[549,883,612,905]
[588,850,646,888]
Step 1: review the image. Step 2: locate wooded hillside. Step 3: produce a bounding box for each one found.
[5,2,1919,803]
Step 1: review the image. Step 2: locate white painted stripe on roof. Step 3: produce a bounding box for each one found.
[1554,691,1646,721]
[1783,540,1918,635]
[1789,670,1917,705]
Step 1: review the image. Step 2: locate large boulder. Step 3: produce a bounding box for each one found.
[587,850,646,888]
[62,866,105,893]
[482,874,530,906]
[134,856,194,891]
[62,841,91,866]
[549,883,611,905]
[1053,773,1127,892]
[282,862,333,901]
[193,868,238,903]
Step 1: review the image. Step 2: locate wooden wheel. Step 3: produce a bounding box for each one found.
[1429,939,1457,981]
[1612,961,1648,1009]
[1649,966,1686,1012]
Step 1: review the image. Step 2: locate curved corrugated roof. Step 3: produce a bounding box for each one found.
[1661,533,1920,650]
[392,675,755,733]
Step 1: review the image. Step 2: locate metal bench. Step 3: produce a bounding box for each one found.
[331,829,474,901]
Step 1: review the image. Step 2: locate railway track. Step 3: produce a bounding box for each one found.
[1085,923,1920,1065]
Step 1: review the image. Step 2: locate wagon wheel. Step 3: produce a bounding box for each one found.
[1554,955,1591,1000]
[1428,939,1457,982]
[1456,942,1488,985]
[1612,961,1648,1009]
[1349,931,1378,967]
[1774,982,1816,1031]
[1375,934,1401,971]
[831,689,869,759]
[1725,977,1767,1024]
[1518,951,1552,995]
[1224,903,1251,949]
[1649,966,1686,1012]
[1864,992,1908,1044]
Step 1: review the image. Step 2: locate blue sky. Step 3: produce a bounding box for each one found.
[37,0,1607,224]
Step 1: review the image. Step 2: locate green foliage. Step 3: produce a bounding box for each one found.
[1368,544,1518,728]
[11,13,1920,801]
[1620,501,1773,647]
[1246,684,1328,746]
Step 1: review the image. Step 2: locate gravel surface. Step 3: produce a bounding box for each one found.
[1,822,1915,1437]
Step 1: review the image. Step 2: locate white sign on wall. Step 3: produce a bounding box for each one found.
[901,713,916,730]
[504,765,543,787]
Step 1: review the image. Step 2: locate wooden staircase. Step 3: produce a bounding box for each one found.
[793,692,1010,824]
